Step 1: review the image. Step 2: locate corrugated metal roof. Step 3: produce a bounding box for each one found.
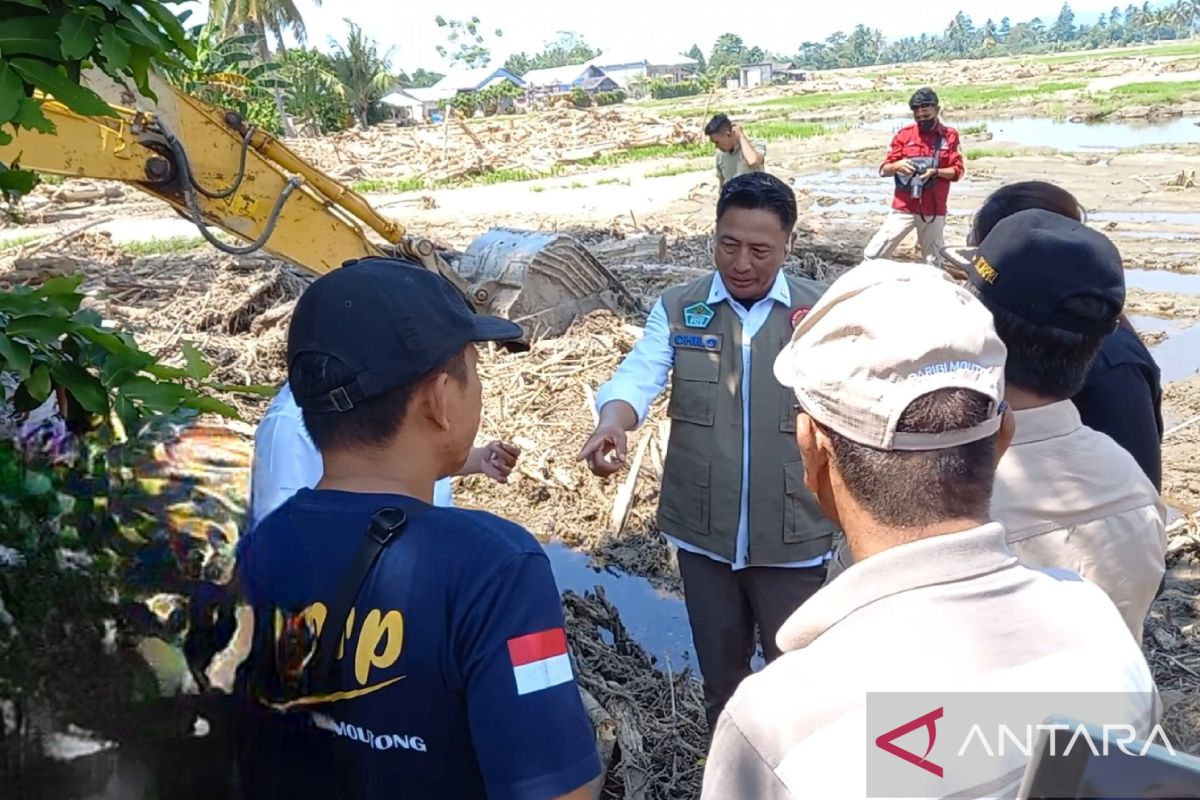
[404,87,455,102]
[433,67,526,91]
[521,64,591,87]
[380,90,423,108]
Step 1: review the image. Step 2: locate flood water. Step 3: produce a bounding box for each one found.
[1124,269,1200,295]
[1091,210,1200,227]
[1128,314,1200,383]
[542,541,696,671]
[864,115,1200,151]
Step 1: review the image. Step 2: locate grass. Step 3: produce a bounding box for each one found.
[595,177,629,186]
[743,120,847,141]
[350,177,427,193]
[578,141,710,167]
[121,236,209,256]
[965,148,1021,159]
[0,234,44,253]
[961,124,990,136]
[1033,40,1200,65]
[749,81,1086,112]
[645,161,709,178]
[1085,80,1200,118]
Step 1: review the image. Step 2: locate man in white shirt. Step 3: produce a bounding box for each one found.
[250,381,520,529]
[701,261,1160,800]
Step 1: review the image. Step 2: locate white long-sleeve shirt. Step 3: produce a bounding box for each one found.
[249,383,453,530]
[595,271,830,571]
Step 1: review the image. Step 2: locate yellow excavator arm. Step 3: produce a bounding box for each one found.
[0,70,635,337]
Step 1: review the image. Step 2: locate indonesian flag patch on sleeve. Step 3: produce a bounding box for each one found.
[507,627,573,696]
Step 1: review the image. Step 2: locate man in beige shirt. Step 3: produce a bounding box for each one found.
[705,113,766,190]
[963,209,1167,643]
[701,261,1160,799]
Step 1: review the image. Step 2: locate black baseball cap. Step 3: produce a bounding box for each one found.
[909,87,939,108]
[286,257,524,413]
[966,208,1125,335]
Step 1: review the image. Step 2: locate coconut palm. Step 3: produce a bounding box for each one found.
[329,20,395,129]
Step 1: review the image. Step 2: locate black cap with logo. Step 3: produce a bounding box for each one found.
[286,257,524,413]
[967,208,1125,336]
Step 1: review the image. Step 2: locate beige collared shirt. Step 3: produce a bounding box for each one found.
[700,523,1159,800]
[993,401,1167,643]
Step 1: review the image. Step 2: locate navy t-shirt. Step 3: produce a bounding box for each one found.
[235,489,601,800]
[1072,326,1163,492]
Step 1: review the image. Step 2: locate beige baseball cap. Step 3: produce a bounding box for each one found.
[773,259,1008,452]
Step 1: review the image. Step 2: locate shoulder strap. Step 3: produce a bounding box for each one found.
[309,504,427,694]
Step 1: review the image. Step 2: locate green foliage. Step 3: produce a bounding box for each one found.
[330,19,394,128]
[0,274,255,430]
[281,48,345,134]
[0,274,266,736]
[648,78,704,100]
[503,31,600,77]
[792,0,1199,70]
[435,14,502,69]
[569,87,590,108]
[448,81,522,117]
[160,20,287,134]
[0,0,197,193]
[594,90,626,106]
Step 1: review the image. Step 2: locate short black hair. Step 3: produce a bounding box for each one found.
[909,87,939,108]
[965,283,1108,399]
[970,181,1085,246]
[716,171,797,232]
[292,349,467,453]
[704,113,732,136]
[828,389,998,528]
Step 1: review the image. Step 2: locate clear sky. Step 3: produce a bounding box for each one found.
[187,0,1125,73]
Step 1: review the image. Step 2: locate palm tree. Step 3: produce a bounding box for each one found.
[329,20,395,129]
[210,0,323,134]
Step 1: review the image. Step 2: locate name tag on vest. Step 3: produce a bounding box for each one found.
[672,332,722,352]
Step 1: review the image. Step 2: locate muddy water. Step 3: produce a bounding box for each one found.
[1093,211,1200,226]
[543,541,696,670]
[1128,314,1200,383]
[864,116,1200,151]
[1125,270,1200,295]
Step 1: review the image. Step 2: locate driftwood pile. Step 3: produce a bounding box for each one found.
[283,107,701,184]
[565,588,707,800]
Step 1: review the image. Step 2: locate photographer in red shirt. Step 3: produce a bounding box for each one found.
[863,87,964,268]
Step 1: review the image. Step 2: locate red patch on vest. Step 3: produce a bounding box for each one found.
[790,307,811,329]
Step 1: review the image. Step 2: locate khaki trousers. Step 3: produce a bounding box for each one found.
[864,209,947,266]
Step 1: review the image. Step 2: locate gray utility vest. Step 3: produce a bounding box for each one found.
[656,273,839,566]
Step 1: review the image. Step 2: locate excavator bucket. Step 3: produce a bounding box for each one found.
[453,228,640,340]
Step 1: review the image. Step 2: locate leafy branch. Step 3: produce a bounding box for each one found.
[0,0,198,197]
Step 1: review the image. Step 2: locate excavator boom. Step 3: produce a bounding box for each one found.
[0,70,634,336]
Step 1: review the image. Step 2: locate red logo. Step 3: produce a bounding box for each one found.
[875,707,944,777]
[790,306,811,329]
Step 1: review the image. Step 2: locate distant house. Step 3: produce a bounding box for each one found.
[379,90,425,121]
[738,62,806,88]
[585,49,700,88]
[400,87,456,119]
[580,75,620,93]
[432,66,526,95]
[522,63,606,93]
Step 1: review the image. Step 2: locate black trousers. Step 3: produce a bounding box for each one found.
[676,549,827,732]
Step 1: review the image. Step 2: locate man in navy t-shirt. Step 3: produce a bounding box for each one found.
[234,257,601,800]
